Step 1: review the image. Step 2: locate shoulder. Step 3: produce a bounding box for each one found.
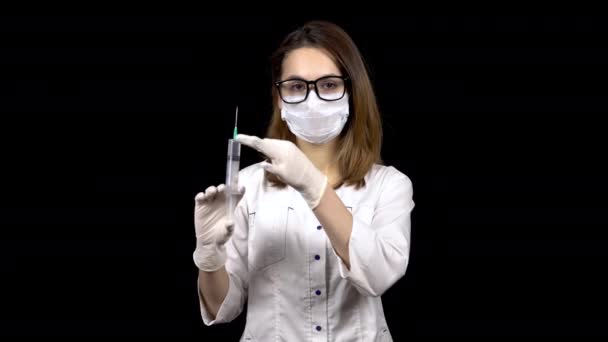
[238,161,265,181]
[364,164,415,210]
[366,164,413,191]
[237,162,267,192]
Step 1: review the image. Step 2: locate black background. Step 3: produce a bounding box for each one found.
[1,14,607,337]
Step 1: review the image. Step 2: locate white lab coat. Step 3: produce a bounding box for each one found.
[198,162,414,341]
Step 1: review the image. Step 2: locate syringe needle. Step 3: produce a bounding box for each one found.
[233,106,239,139]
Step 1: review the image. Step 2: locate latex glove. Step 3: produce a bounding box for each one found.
[236,134,327,209]
[193,184,245,272]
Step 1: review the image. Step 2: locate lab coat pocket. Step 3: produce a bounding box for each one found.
[248,204,288,271]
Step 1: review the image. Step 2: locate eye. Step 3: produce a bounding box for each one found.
[320,81,337,89]
[319,77,343,90]
[290,83,305,91]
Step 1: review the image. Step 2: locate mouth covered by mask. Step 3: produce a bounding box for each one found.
[281,91,350,144]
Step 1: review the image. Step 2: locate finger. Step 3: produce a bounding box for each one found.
[216,220,234,245]
[204,185,218,200]
[227,184,246,197]
[217,184,226,194]
[195,192,207,204]
[236,134,267,154]
[261,161,278,175]
[233,186,246,204]
[225,220,235,235]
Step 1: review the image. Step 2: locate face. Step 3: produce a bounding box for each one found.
[278,47,342,108]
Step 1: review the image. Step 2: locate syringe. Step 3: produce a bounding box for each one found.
[225,106,241,223]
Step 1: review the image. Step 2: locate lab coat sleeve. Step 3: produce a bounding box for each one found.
[333,170,414,297]
[197,193,250,325]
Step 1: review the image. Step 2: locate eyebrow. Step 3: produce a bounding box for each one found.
[282,73,342,81]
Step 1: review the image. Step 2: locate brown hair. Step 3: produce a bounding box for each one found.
[266,20,383,189]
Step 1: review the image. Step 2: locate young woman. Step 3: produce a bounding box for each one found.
[193,20,415,341]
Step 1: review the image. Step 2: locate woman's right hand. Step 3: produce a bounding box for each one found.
[193,184,245,272]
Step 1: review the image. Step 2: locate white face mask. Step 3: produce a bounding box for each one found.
[281,91,350,144]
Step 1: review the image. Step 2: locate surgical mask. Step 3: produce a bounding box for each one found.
[281,92,350,144]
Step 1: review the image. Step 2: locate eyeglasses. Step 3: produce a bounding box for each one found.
[274,76,349,104]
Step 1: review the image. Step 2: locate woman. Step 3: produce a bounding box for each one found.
[193,20,414,341]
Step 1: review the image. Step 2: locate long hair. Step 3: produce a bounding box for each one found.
[266,21,383,189]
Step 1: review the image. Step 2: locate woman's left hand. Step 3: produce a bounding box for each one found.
[236,134,327,209]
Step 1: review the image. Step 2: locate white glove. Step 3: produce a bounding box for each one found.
[236,134,327,209]
[193,184,245,272]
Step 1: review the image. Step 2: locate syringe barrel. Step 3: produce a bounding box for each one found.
[225,139,241,222]
[225,139,241,192]
[227,139,241,161]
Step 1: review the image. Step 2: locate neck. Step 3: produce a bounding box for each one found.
[297,137,340,183]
